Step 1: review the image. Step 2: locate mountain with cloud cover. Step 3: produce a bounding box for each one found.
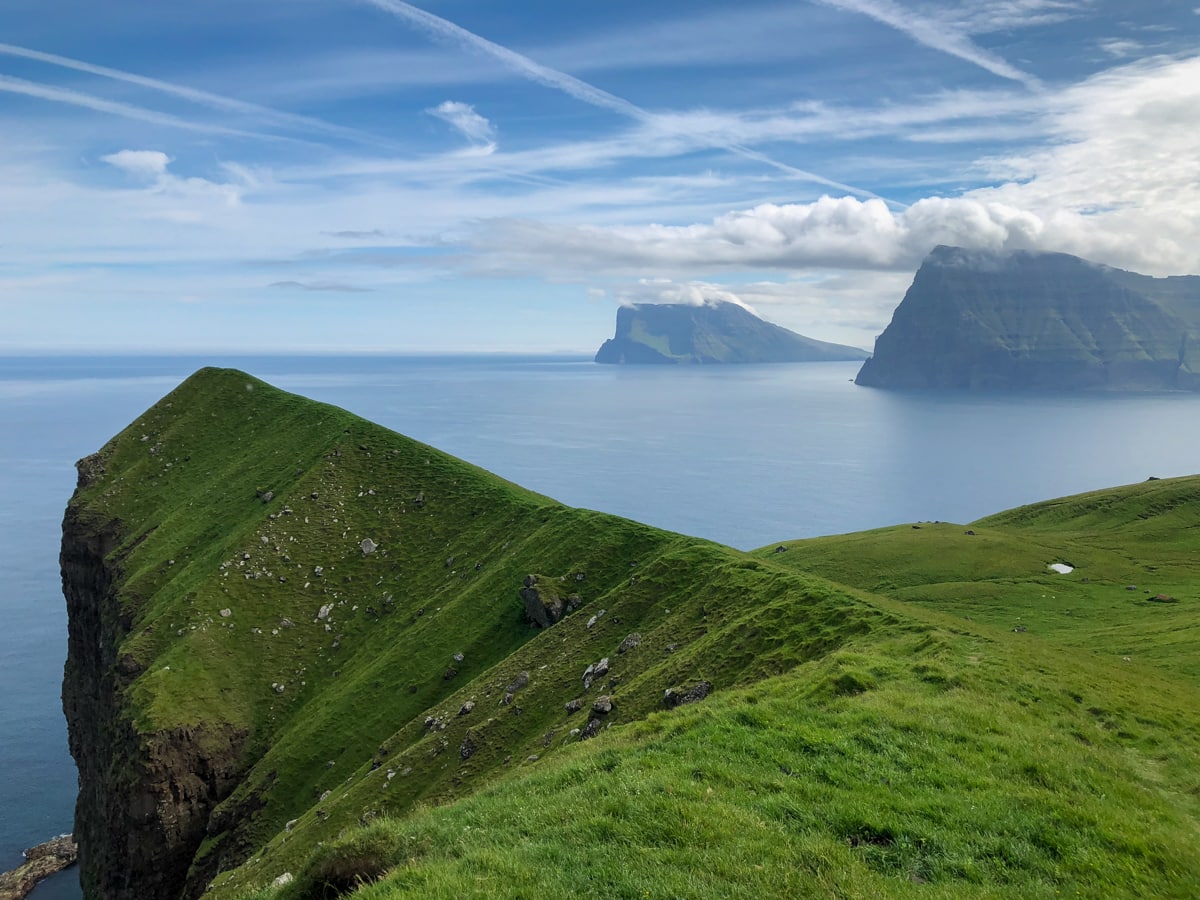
[595,300,868,364]
[856,246,1200,391]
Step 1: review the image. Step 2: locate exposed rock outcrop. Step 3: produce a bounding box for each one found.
[61,472,247,900]
[0,834,78,900]
[856,246,1200,391]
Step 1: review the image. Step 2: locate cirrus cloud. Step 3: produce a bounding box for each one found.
[427,100,496,151]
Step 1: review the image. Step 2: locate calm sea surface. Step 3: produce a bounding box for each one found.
[5,354,1200,897]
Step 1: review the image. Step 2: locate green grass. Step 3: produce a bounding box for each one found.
[66,369,1200,899]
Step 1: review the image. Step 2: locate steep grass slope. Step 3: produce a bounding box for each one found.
[63,369,891,899]
[63,369,1200,900]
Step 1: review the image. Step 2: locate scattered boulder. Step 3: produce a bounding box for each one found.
[458,700,475,717]
[592,695,614,715]
[564,698,583,713]
[360,538,378,556]
[443,667,458,681]
[272,873,294,887]
[663,681,712,708]
[580,719,603,740]
[1012,624,1028,633]
[507,671,530,694]
[1148,594,1178,603]
[582,658,609,690]
[316,604,333,621]
[218,608,232,619]
[521,575,565,628]
[617,633,642,654]
[460,732,477,760]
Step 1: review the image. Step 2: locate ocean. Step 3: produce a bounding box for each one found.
[5,353,1200,898]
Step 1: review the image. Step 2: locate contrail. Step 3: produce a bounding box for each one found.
[359,0,899,204]
[812,0,1042,89]
[0,74,292,141]
[0,42,394,147]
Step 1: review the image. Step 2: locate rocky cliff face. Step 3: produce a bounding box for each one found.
[595,301,867,364]
[61,456,246,900]
[856,245,1200,390]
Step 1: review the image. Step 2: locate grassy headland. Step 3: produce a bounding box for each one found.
[63,368,1200,899]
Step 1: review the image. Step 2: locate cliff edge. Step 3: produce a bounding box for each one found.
[595,301,867,364]
[855,245,1200,390]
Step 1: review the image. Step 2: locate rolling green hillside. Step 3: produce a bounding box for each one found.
[61,369,1200,899]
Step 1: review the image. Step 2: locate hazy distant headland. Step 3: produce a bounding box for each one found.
[595,300,868,365]
[856,245,1200,391]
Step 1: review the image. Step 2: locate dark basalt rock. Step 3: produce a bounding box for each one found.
[664,681,713,708]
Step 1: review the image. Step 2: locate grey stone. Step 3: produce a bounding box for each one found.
[618,633,642,654]
[663,681,712,708]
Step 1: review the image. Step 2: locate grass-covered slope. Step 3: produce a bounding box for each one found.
[64,369,1200,900]
[760,474,1200,680]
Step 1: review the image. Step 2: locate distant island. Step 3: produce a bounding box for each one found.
[856,245,1200,390]
[595,300,867,364]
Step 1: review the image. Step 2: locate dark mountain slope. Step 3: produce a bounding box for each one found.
[596,301,867,364]
[856,245,1200,390]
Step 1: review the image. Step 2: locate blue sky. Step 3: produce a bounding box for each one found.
[2,0,1197,352]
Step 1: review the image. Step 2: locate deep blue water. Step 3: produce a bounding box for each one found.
[4,354,1200,897]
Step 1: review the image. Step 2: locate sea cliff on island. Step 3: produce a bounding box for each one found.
[856,245,1200,391]
[595,300,867,365]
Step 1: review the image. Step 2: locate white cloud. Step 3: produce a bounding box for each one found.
[813,0,1041,87]
[363,0,883,199]
[0,41,383,146]
[102,149,170,179]
[100,148,243,215]
[1099,38,1144,58]
[615,278,756,312]
[947,0,1090,34]
[427,100,495,150]
[467,195,1051,275]
[465,54,1200,279]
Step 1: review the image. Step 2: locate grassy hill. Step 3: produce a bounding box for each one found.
[62,368,1200,899]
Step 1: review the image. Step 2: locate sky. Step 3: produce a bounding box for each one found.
[2,0,1198,353]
